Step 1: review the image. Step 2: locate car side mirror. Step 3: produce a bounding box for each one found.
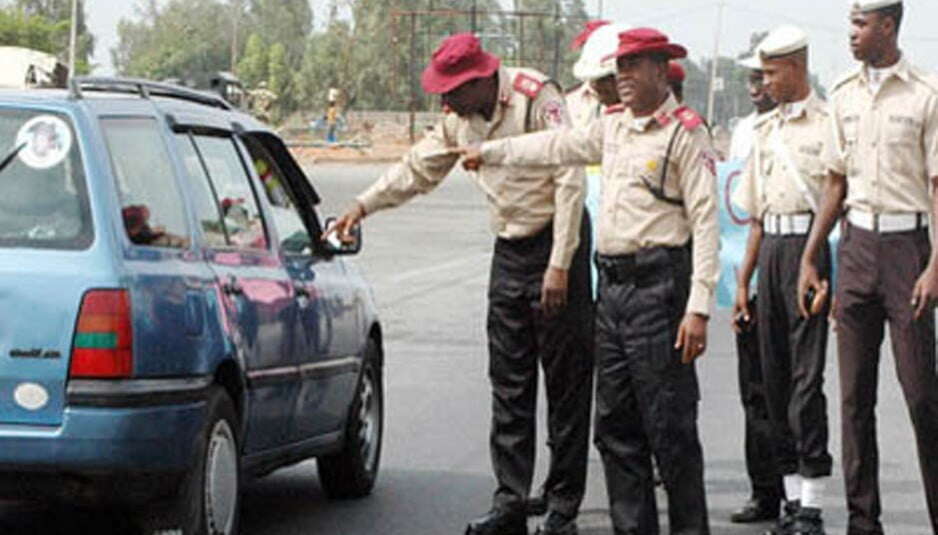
[322,216,362,256]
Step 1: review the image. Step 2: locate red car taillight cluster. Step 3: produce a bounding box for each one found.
[69,290,133,379]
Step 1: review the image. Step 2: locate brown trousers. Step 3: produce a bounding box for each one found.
[836,223,938,534]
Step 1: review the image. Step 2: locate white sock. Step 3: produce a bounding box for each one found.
[801,477,827,509]
[783,473,803,502]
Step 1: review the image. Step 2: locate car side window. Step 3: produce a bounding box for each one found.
[173,133,228,248]
[100,117,190,248]
[191,134,268,251]
[241,135,313,255]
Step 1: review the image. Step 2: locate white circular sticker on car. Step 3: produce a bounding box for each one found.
[13,382,49,411]
[15,115,73,170]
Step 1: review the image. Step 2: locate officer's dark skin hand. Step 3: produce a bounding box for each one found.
[731,285,751,335]
[911,263,938,320]
[796,262,829,319]
[675,313,708,364]
[323,202,365,244]
[456,145,483,171]
[541,267,568,317]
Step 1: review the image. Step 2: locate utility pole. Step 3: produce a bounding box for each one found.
[230,0,242,73]
[706,0,725,126]
[471,0,477,33]
[67,0,78,77]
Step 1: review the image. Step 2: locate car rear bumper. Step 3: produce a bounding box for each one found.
[0,377,213,495]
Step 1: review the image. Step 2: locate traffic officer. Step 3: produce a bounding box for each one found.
[798,1,938,533]
[326,33,593,535]
[732,25,832,535]
[523,19,631,519]
[460,27,719,534]
[727,43,784,526]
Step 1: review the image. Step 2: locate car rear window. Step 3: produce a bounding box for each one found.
[0,109,93,249]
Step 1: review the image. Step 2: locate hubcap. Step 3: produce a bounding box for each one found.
[204,419,238,534]
[358,368,381,471]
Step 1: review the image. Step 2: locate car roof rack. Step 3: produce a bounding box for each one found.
[68,76,232,111]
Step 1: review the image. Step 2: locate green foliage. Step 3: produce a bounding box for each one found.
[237,32,267,88]
[113,0,233,88]
[0,0,93,74]
[266,41,288,120]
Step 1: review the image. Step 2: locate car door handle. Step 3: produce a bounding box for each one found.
[221,276,244,296]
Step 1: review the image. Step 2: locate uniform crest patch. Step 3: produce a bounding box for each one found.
[542,100,566,127]
[674,106,703,130]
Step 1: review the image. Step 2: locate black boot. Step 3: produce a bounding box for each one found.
[466,509,528,535]
[792,507,825,535]
[731,497,780,523]
[764,500,800,535]
[535,511,577,535]
[525,488,548,517]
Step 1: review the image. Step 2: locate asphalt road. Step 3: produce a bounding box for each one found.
[1,163,931,534]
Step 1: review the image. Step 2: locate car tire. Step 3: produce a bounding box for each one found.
[136,386,241,535]
[317,339,383,499]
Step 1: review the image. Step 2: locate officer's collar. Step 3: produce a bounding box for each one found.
[496,66,514,107]
[626,93,679,132]
[777,90,816,122]
[859,52,910,86]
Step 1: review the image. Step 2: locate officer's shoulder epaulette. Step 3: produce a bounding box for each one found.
[908,65,938,95]
[513,71,548,99]
[672,106,704,131]
[830,68,861,94]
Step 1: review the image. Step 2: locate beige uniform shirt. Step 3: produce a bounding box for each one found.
[733,92,830,218]
[826,55,938,214]
[565,83,602,130]
[480,94,720,316]
[357,66,585,269]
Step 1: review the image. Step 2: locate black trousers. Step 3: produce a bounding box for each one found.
[488,214,593,518]
[756,234,833,479]
[734,296,784,503]
[835,224,938,534]
[593,245,709,535]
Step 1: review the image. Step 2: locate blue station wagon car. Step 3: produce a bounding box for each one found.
[0,78,384,534]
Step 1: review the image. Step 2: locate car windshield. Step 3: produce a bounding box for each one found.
[0,108,92,249]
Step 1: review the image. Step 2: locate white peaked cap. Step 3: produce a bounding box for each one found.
[573,22,632,82]
[759,25,809,60]
[850,0,901,12]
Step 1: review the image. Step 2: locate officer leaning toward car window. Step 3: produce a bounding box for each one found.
[326,33,593,535]
[797,1,938,533]
[732,25,833,535]
[459,27,719,535]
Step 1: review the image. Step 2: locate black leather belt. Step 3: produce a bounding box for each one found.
[595,245,689,286]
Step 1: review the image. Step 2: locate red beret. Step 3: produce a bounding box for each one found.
[667,61,686,84]
[605,28,688,63]
[570,20,611,50]
[421,33,501,94]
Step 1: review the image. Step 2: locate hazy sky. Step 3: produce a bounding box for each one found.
[88,0,938,86]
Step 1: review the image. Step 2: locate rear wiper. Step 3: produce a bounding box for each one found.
[0,142,26,177]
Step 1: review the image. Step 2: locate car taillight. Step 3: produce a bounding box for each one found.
[69,290,133,379]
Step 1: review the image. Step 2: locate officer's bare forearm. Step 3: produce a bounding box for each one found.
[801,172,846,267]
[737,221,763,290]
[930,175,938,266]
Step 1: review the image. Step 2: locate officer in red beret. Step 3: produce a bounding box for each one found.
[327,33,592,535]
[460,28,719,534]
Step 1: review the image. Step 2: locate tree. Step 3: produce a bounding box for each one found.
[266,41,288,121]
[113,0,233,88]
[236,32,267,88]
[245,0,311,68]
[0,0,94,73]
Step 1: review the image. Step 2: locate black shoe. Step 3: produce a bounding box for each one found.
[535,511,577,535]
[792,507,825,535]
[525,493,548,517]
[730,498,780,523]
[764,500,800,535]
[466,509,528,535]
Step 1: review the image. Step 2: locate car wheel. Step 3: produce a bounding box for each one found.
[137,386,241,535]
[317,339,383,499]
